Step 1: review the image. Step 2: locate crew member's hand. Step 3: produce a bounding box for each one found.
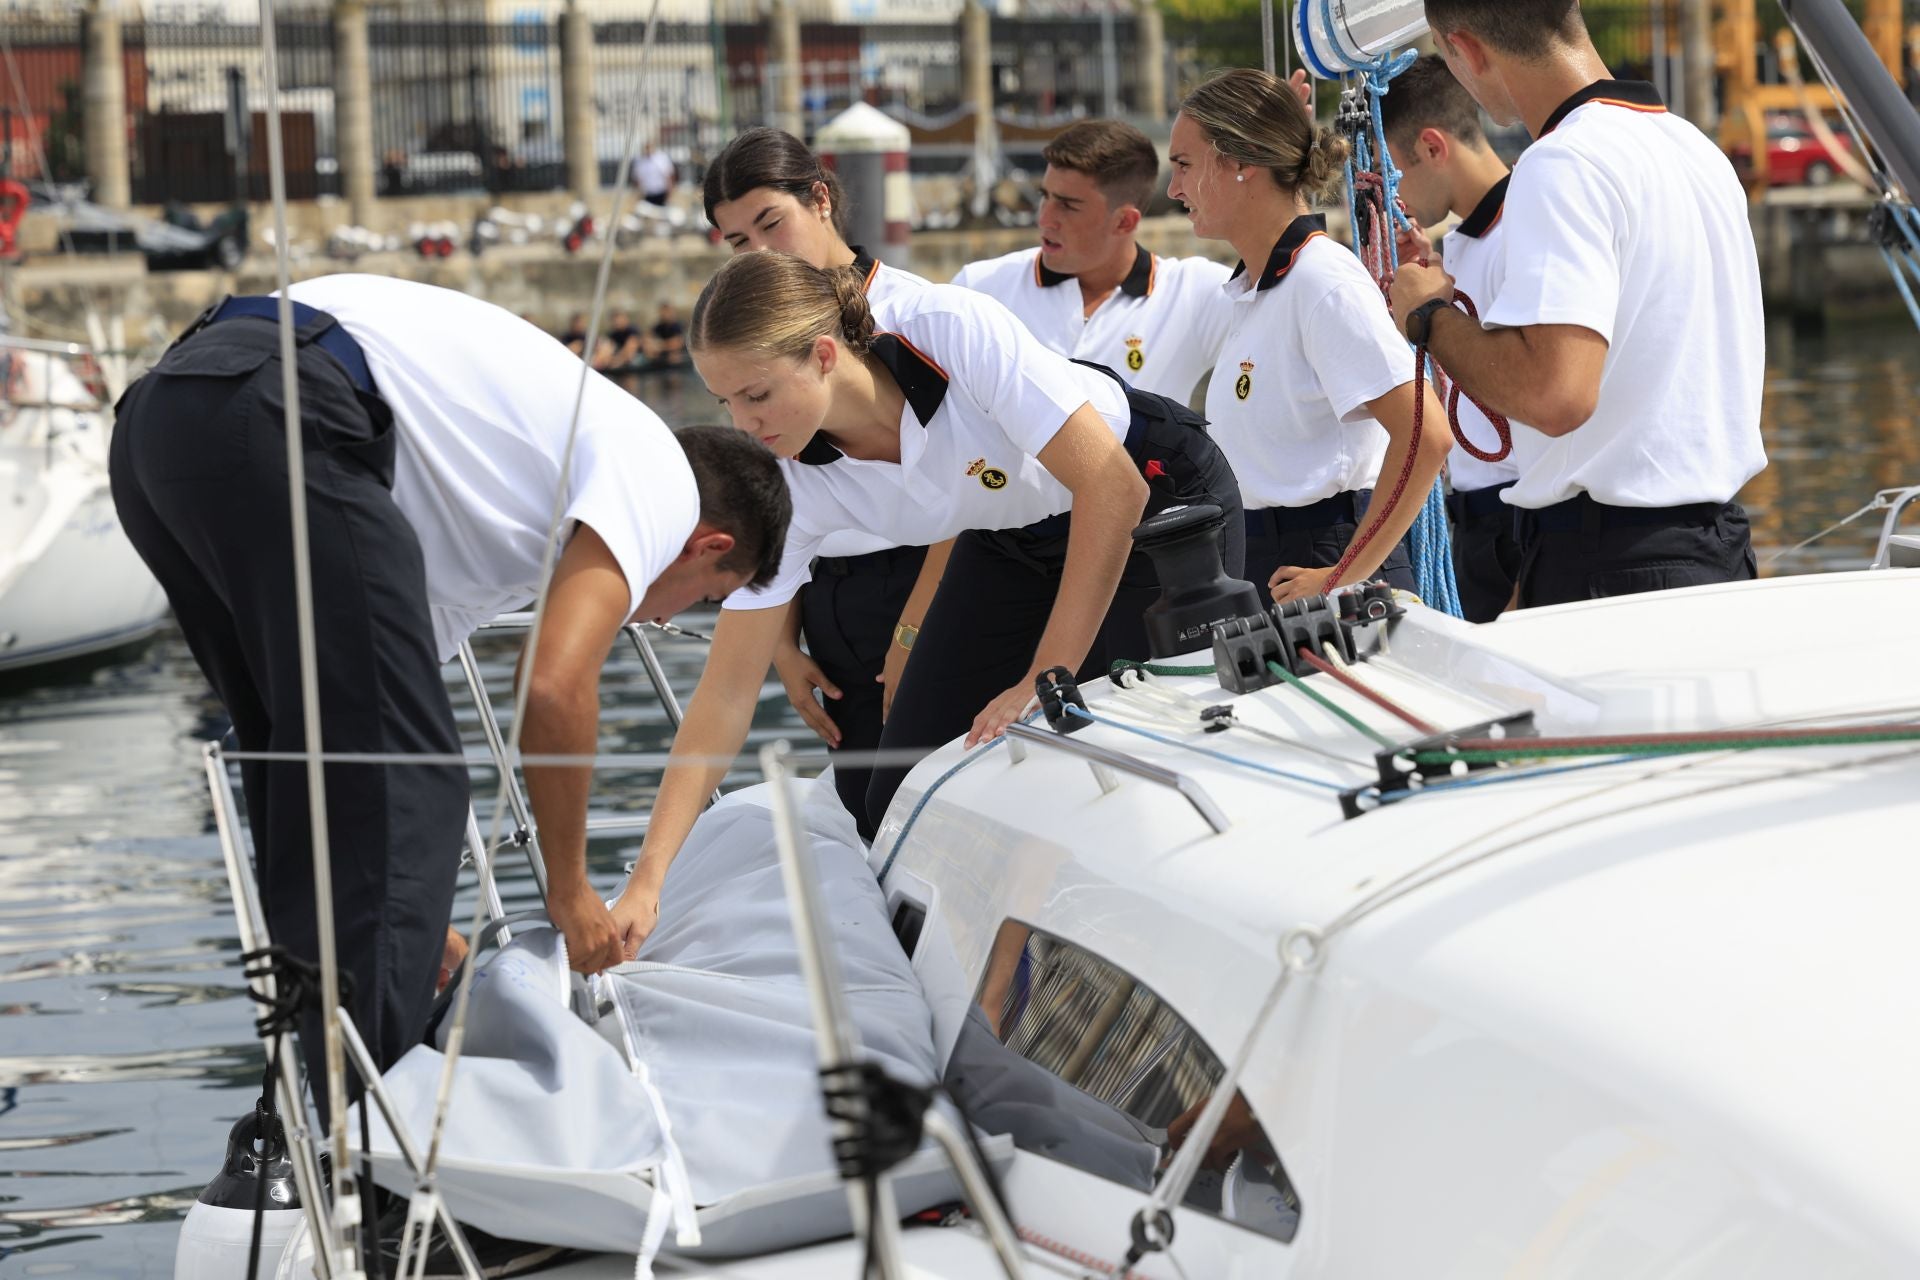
[1167,1091,1272,1172]
[879,637,912,722]
[774,641,841,747]
[1390,259,1456,337]
[1394,215,1434,270]
[549,883,626,973]
[1270,564,1337,604]
[969,678,1039,748]
[1288,69,1313,108]
[608,878,663,963]
[437,926,468,995]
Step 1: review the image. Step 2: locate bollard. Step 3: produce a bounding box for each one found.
[816,103,912,271]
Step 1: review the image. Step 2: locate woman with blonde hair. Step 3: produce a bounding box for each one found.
[1169,67,1449,602]
[604,253,1243,945]
[703,126,934,821]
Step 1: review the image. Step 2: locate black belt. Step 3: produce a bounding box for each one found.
[813,544,925,576]
[1245,490,1370,535]
[204,295,377,397]
[1447,481,1515,523]
[1521,492,1734,535]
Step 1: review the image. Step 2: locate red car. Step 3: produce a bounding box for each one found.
[1731,116,1854,186]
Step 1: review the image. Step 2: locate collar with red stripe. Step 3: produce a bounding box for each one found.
[1539,79,1666,137]
[849,245,883,294]
[795,331,950,466]
[1034,244,1156,298]
[1453,174,1511,240]
[1228,214,1328,293]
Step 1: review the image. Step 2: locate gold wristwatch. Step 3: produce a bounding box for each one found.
[894,622,919,651]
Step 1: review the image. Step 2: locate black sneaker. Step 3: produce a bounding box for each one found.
[372,1198,576,1279]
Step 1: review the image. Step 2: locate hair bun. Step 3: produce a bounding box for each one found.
[1301,125,1352,203]
[826,265,875,354]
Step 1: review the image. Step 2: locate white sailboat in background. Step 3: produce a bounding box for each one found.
[0,333,169,676]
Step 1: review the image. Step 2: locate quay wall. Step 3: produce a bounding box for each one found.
[6,200,1899,347]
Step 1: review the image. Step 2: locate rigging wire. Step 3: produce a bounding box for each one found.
[255,4,357,1271]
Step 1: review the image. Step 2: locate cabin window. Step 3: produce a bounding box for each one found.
[941,920,1300,1243]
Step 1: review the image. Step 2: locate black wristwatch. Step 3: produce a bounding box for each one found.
[1404,298,1450,346]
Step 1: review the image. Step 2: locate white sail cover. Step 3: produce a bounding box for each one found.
[359,780,947,1257]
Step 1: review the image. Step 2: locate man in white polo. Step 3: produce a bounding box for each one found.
[110,275,790,1120]
[1381,54,1526,621]
[1392,0,1766,608]
[953,118,1233,403]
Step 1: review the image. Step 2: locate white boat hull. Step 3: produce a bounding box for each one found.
[0,340,170,677]
[0,473,169,673]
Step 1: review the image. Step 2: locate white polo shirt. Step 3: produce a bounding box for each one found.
[1482,81,1766,510]
[287,274,699,660]
[725,283,1131,611]
[1203,215,1412,510]
[852,245,930,318]
[813,249,937,562]
[1438,176,1524,495]
[952,245,1233,402]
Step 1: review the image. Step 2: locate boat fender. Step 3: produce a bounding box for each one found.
[1035,666,1091,736]
[173,1100,305,1279]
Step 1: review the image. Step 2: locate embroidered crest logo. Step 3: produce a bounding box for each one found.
[965,457,987,477]
[1235,359,1255,402]
[1124,335,1145,372]
[980,467,1009,491]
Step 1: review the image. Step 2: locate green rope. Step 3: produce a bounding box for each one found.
[1109,658,1217,679]
[1265,660,1395,749]
[1415,726,1920,765]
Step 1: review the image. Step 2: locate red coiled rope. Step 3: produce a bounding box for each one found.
[1328,172,1423,588]
[1439,290,1513,464]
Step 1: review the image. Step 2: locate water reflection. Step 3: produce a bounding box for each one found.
[1746,318,1920,571]
[0,327,1912,1276]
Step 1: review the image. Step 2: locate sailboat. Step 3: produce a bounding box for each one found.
[0,334,169,676]
[177,1,1920,1277]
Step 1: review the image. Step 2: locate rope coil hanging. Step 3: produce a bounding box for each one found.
[1325,38,1463,618]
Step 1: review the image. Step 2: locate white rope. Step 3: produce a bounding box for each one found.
[1111,669,1374,769]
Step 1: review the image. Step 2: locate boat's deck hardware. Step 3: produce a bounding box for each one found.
[820,1060,933,1180]
[1005,721,1231,834]
[1339,710,1541,819]
[1212,585,1400,695]
[1035,666,1091,736]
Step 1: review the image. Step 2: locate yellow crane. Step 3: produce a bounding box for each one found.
[1718,0,1908,189]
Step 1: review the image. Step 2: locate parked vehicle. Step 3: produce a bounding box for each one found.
[1731,114,1856,186]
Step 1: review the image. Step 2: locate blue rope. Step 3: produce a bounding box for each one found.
[1878,244,1920,334]
[876,737,1006,883]
[1322,29,1462,618]
[877,708,1053,882]
[1883,202,1920,335]
[1065,706,1346,791]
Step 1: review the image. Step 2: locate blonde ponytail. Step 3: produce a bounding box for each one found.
[691,252,872,361]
